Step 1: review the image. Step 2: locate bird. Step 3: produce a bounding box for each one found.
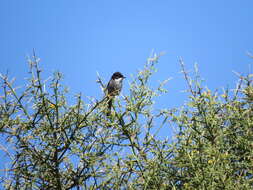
[105,72,125,114]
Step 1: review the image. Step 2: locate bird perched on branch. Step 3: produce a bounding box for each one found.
[105,72,125,115]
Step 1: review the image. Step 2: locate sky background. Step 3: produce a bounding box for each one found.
[0,0,253,182]
[1,1,253,103]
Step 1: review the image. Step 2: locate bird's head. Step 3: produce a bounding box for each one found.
[111,72,126,80]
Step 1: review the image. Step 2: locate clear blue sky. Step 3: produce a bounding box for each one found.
[0,0,253,178]
[1,1,253,104]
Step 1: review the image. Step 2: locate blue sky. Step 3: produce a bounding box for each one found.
[1,1,253,103]
[0,0,253,180]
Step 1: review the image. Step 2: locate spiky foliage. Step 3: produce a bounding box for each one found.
[0,52,252,190]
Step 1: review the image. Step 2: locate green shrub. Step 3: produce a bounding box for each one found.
[0,53,252,189]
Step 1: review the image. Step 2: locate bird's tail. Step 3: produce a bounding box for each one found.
[107,98,113,116]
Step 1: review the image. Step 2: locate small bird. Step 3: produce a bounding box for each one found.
[106,72,125,114]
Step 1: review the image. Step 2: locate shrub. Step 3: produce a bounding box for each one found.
[0,53,252,189]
